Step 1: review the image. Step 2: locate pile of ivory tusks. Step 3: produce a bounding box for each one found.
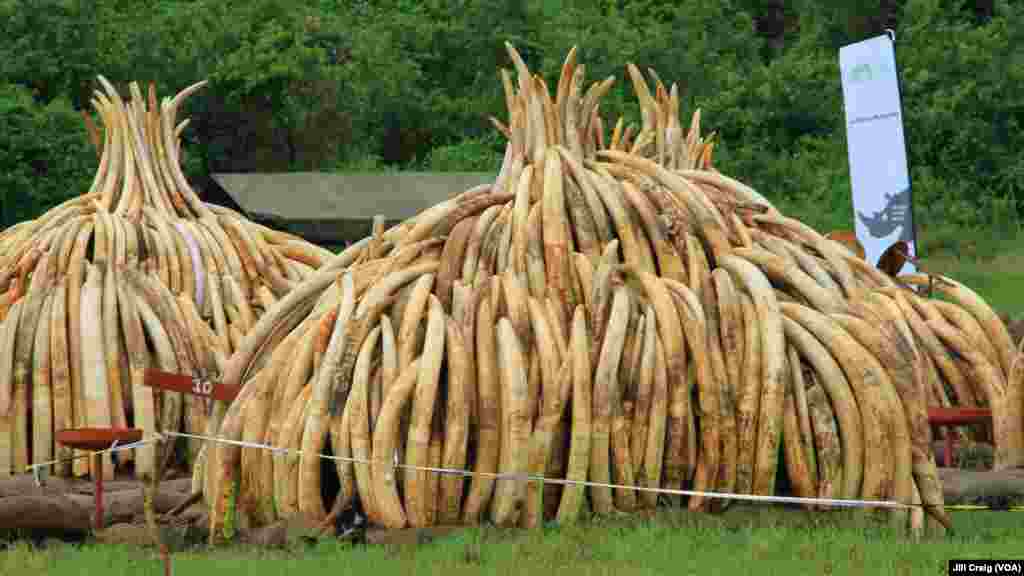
[0,76,334,481]
[190,44,1020,542]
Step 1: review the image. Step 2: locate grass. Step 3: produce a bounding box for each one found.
[917,230,1024,319]
[3,507,1022,576]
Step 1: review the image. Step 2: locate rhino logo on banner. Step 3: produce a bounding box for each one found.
[857,187,913,242]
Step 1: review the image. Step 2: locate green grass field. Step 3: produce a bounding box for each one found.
[909,212,1024,318]
[3,507,1022,576]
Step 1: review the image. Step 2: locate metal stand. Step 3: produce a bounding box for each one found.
[927,407,993,467]
[54,427,144,531]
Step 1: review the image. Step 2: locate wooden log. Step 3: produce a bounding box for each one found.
[938,467,1024,506]
[0,495,92,535]
[0,482,191,534]
[0,474,191,498]
[70,490,184,525]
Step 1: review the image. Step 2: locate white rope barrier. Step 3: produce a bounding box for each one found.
[163,430,914,510]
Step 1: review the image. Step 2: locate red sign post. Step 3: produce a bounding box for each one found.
[142,369,240,402]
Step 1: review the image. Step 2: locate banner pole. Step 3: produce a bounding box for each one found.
[885,28,922,268]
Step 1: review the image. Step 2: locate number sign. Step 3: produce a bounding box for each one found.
[143,369,239,402]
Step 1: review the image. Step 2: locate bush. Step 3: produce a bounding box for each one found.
[1,0,1021,243]
[424,134,504,172]
[0,84,95,228]
[897,0,1024,218]
[694,0,1024,236]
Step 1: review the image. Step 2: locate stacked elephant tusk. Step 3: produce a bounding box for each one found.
[0,77,334,482]
[195,44,1023,541]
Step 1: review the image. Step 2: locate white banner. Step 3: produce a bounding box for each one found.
[839,33,917,274]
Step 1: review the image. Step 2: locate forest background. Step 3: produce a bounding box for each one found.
[2,0,1021,249]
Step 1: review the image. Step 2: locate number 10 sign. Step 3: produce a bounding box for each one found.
[143,368,239,402]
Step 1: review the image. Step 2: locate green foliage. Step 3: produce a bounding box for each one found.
[0,84,95,227]
[328,153,394,173]
[534,0,763,134]
[425,134,504,172]
[1,0,1022,244]
[132,0,426,171]
[895,0,1024,219]
[0,0,102,106]
[368,0,538,154]
[697,0,1024,236]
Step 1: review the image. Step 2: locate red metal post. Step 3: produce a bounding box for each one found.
[55,428,142,532]
[927,407,992,426]
[927,407,992,469]
[94,452,104,532]
[162,544,172,576]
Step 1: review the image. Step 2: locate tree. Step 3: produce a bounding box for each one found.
[0,84,94,228]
